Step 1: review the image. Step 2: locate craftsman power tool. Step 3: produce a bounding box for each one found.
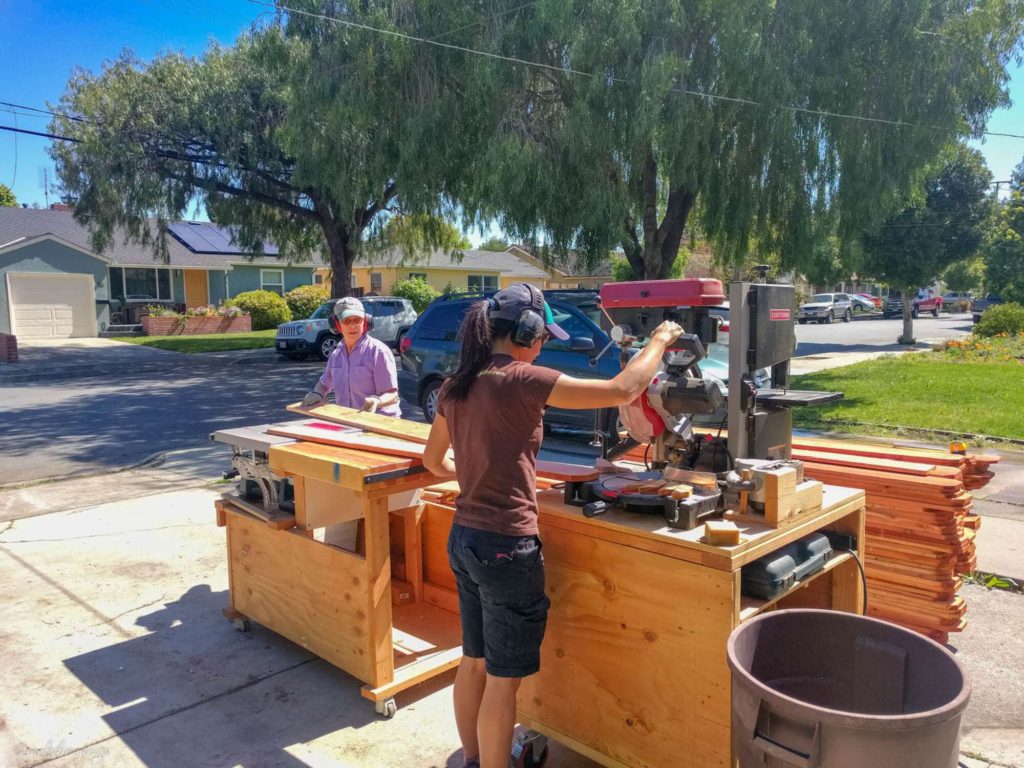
[566,277,840,530]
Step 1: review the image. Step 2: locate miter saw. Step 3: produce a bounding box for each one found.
[565,276,841,530]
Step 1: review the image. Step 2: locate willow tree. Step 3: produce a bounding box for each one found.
[451,0,1023,279]
[50,17,467,298]
[984,159,1024,304]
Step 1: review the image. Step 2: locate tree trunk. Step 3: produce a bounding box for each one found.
[634,147,697,279]
[899,294,916,345]
[314,199,359,299]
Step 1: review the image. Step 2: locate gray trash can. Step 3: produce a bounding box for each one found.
[727,609,970,768]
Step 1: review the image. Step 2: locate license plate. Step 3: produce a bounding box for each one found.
[277,341,286,349]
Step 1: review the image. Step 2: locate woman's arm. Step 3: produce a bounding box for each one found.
[546,320,683,410]
[423,413,457,478]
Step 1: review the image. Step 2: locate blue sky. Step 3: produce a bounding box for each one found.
[1,0,1022,234]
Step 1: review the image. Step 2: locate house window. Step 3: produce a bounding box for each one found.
[468,274,498,292]
[314,273,324,285]
[261,269,285,295]
[370,272,383,293]
[112,267,173,300]
[409,272,427,281]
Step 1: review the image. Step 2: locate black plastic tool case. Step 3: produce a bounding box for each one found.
[740,533,833,600]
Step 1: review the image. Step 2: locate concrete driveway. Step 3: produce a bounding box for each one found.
[13,337,184,367]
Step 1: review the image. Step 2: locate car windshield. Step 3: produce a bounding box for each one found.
[309,302,335,320]
[812,294,832,302]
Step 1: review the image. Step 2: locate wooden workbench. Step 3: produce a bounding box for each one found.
[213,429,864,760]
[515,485,866,768]
[215,439,461,717]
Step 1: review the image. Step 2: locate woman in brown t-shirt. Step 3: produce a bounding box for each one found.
[423,282,682,768]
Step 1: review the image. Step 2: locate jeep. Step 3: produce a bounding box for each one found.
[275,296,418,361]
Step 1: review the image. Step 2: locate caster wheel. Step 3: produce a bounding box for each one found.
[511,731,549,767]
[233,618,252,632]
[374,698,397,718]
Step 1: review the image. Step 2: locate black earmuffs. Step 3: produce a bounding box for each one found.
[489,285,546,348]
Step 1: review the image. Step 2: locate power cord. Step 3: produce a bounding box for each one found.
[823,530,869,615]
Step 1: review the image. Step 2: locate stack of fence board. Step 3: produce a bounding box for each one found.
[790,437,1000,644]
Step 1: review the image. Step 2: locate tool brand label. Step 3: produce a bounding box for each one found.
[769,309,791,321]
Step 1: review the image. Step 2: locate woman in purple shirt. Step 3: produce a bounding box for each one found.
[300,297,401,417]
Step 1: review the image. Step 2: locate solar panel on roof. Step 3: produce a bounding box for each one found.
[167,221,279,255]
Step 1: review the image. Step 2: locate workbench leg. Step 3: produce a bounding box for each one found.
[364,495,395,688]
[399,504,424,603]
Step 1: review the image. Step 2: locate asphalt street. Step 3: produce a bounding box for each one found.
[0,312,974,485]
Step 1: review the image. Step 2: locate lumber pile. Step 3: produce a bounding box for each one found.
[790,436,1000,644]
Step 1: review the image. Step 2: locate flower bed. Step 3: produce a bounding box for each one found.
[141,305,251,336]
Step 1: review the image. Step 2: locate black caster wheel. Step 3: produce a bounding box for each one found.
[511,731,548,767]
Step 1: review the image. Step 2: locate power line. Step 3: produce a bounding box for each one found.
[254,0,1024,141]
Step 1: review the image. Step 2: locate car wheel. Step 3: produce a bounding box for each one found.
[932,307,940,318]
[844,309,852,322]
[420,379,443,423]
[798,319,807,324]
[316,333,339,361]
[827,311,835,324]
[911,307,919,319]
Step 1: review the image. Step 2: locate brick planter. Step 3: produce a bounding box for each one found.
[142,315,252,336]
[0,332,18,363]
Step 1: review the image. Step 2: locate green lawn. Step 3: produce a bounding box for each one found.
[111,329,278,353]
[792,354,1024,441]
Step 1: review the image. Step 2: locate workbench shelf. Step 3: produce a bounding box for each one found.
[737,551,855,622]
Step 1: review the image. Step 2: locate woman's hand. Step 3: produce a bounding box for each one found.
[361,395,381,413]
[650,320,684,347]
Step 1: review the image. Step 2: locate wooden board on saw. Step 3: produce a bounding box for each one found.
[284,407,598,484]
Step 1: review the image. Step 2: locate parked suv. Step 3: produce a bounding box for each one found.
[398,291,751,435]
[797,293,854,324]
[275,296,417,360]
[882,290,943,319]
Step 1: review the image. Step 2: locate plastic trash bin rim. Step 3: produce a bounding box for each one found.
[726,609,972,729]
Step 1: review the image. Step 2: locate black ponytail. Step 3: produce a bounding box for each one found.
[445,300,514,401]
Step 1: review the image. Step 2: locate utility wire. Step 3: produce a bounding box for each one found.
[253,0,1024,141]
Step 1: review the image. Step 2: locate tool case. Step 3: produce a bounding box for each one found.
[740,532,833,600]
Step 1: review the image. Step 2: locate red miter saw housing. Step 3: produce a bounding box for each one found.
[600,278,726,308]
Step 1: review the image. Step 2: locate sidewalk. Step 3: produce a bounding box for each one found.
[0,439,1021,767]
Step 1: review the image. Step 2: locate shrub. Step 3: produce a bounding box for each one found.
[143,304,177,317]
[226,290,292,330]
[285,284,330,320]
[391,277,440,313]
[974,303,1024,338]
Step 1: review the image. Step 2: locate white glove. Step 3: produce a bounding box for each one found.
[362,395,381,413]
[301,390,326,408]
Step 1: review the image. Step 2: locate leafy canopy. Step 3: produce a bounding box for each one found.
[0,184,16,208]
[450,0,1023,278]
[984,159,1024,303]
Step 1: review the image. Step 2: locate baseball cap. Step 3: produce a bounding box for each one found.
[334,297,367,321]
[489,283,569,341]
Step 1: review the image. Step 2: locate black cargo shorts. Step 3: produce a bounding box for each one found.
[447,522,550,678]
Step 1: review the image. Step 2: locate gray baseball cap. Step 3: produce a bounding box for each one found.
[334,297,367,320]
[489,283,569,341]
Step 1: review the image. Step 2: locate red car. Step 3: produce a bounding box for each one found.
[858,293,883,309]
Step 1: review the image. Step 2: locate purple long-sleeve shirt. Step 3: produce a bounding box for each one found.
[317,334,401,418]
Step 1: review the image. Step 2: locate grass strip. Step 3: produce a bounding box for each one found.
[111,329,277,353]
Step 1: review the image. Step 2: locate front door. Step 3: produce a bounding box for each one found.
[184,270,209,309]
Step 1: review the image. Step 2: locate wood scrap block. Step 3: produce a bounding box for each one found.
[703,520,740,546]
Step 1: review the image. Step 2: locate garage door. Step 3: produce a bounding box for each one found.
[8,273,96,338]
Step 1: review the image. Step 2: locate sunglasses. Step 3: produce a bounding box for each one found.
[341,316,364,326]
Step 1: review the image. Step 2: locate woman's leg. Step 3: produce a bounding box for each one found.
[478,674,522,768]
[453,655,487,762]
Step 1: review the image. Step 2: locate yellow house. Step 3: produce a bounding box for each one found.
[315,248,554,295]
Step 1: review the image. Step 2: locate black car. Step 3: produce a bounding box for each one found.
[398,291,619,435]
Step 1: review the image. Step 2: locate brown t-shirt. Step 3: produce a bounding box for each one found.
[436,355,562,535]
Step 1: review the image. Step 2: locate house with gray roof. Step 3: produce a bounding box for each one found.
[0,208,317,338]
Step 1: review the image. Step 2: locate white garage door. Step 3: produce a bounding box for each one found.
[8,273,96,339]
